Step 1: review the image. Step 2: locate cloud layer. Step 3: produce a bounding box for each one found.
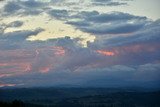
[0,0,160,88]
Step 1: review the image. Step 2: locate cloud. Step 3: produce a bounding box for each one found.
[137,63,160,81]
[21,0,44,8]
[1,1,144,36]
[47,9,150,35]
[0,23,6,34]
[48,9,69,20]
[0,18,159,82]
[0,30,159,88]
[0,36,80,74]
[63,11,149,35]
[2,28,44,42]
[0,28,44,50]
[85,63,160,88]
[1,0,47,16]
[3,1,22,14]
[50,0,66,4]
[0,0,159,89]
[99,19,160,47]
[0,20,23,34]
[0,82,16,87]
[91,0,128,6]
[7,21,23,28]
[86,19,160,65]
[1,63,160,88]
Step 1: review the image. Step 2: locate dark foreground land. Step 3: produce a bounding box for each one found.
[0,87,160,107]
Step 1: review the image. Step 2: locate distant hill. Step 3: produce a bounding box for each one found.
[0,88,160,107]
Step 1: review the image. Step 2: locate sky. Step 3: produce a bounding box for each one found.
[0,0,160,88]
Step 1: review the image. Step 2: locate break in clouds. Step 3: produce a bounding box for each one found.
[0,0,160,88]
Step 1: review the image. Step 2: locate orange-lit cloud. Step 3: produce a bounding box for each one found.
[96,50,115,56]
[111,43,160,55]
[96,43,159,57]
[39,66,51,73]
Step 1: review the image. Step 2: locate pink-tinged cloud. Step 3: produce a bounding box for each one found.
[0,83,16,87]
[96,50,115,56]
[39,65,52,73]
[29,46,66,73]
[34,46,65,56]
[110,43,160,55]
[0,63,9,66]
[0,62,32,72]
[0,46,66,76]
[24,63,32,72]
[53,47,65,56]
[0,74,13,78]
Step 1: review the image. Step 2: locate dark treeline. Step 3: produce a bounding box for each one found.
[0,88,160,107]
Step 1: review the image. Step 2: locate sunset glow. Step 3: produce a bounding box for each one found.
[96,50,115,56]
[0,0,159,89]
[39,66,51,73]
[0,83,16,87]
